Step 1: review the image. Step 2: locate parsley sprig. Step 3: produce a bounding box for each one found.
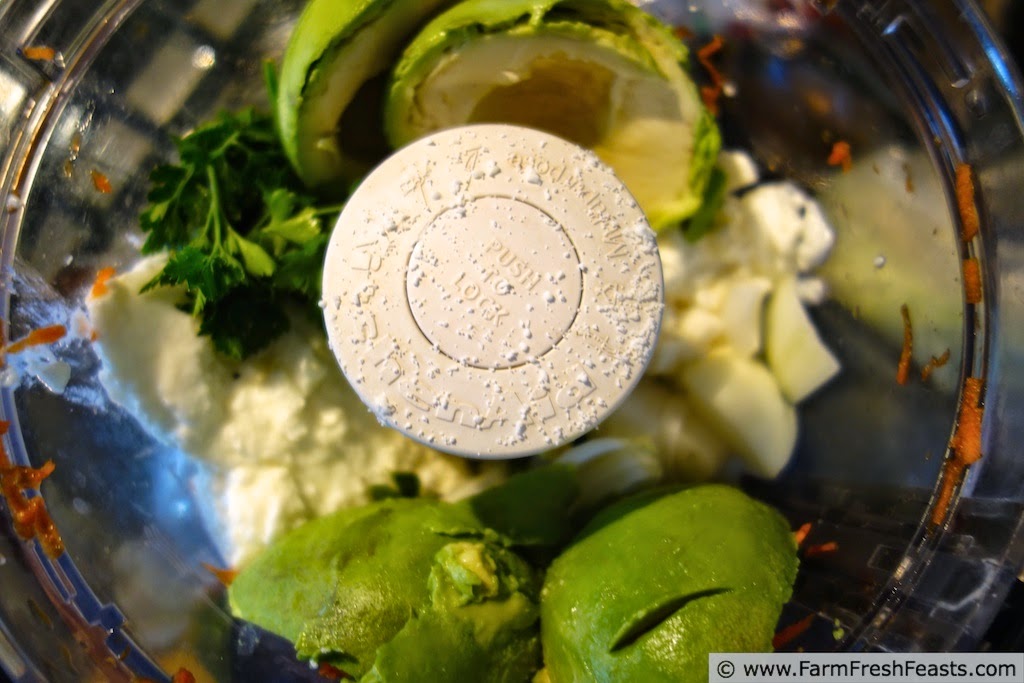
[139,108,340,360]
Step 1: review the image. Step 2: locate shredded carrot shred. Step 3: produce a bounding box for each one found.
[0,420,64,557]
[697,35,726,116]
[955,163,980,242]
[318,662,350,680]
[90,266,117,299]
[0,459,65,558]
[920,349,951,382]
[673,26,695,40]
[931,459,966,527]
[963,258,982,304]
[91,170,113,194]
[793,523,812,547]
[951,377,984,465]
[803,541,839,558]
[22,46,56,61]
[827,141,853,173]
[201,562,239,587]
[773,613,815,650]
[4,325,67,355]
[896,304,913,385]
[171,668,197,683]
[932,377,985,526]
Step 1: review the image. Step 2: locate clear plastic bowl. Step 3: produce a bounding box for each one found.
[0,0,1022,680]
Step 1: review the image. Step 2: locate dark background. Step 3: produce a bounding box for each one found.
[985,0,1024,67]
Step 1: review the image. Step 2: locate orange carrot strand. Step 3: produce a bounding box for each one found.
[22,46,56,61]
[827,141,853,173]
[90,266,117,299]
[793,523,812,547]
[773,613,816,650]
[201,562,240,587]
[804,541,839,558]
[5,325,67,355]
[896,305,913,385]
[956,163,980,242]
[920,349,951,382]
[91,169,113,194]
[963,257,982,304]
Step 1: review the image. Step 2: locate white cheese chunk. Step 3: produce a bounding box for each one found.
[719,149,760,193]
[765,277,841,403]
[680,350,797,479]
[88,256,506,565]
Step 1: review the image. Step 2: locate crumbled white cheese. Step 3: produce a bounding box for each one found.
[622,151,838,479]
[719,149,760,193]
[650,153,836,374]
[88,256,506,566]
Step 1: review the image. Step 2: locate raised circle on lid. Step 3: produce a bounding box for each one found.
[322,124,664,458]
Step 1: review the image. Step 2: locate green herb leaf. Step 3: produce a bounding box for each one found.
[198,285,291,360]
[138,101,343,360]
[273,233,330,300]
[140,165,204,252]
[260,189,322,245]
[228,231,278,277]
[141,245,246,308]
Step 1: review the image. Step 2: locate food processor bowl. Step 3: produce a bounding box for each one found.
[0,0,1022,680]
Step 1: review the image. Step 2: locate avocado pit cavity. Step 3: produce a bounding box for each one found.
[469,55,614,148]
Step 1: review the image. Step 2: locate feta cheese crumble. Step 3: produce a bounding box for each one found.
[601,150,839,479]
[87,257,506,566]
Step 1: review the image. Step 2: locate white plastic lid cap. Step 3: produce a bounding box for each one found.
[323,124,664,459]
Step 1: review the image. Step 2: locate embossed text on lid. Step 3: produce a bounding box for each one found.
[322,124,664,459]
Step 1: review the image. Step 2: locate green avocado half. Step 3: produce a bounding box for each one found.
[276,0,458,193]
[384,0,721,229]
[227,466,580,681]
[228,498,541,681]
[540,485,799,682]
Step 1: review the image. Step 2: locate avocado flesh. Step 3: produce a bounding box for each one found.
[385,0,720,228]
[468,54,615,148]
[540,485,798,682]
[277,0,457,193]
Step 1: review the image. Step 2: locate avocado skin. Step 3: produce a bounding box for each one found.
[229,497,543,681]
[385,0,683,146]
[277,0,458,192]
[541,485,798,682]
[383,0,721,228]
